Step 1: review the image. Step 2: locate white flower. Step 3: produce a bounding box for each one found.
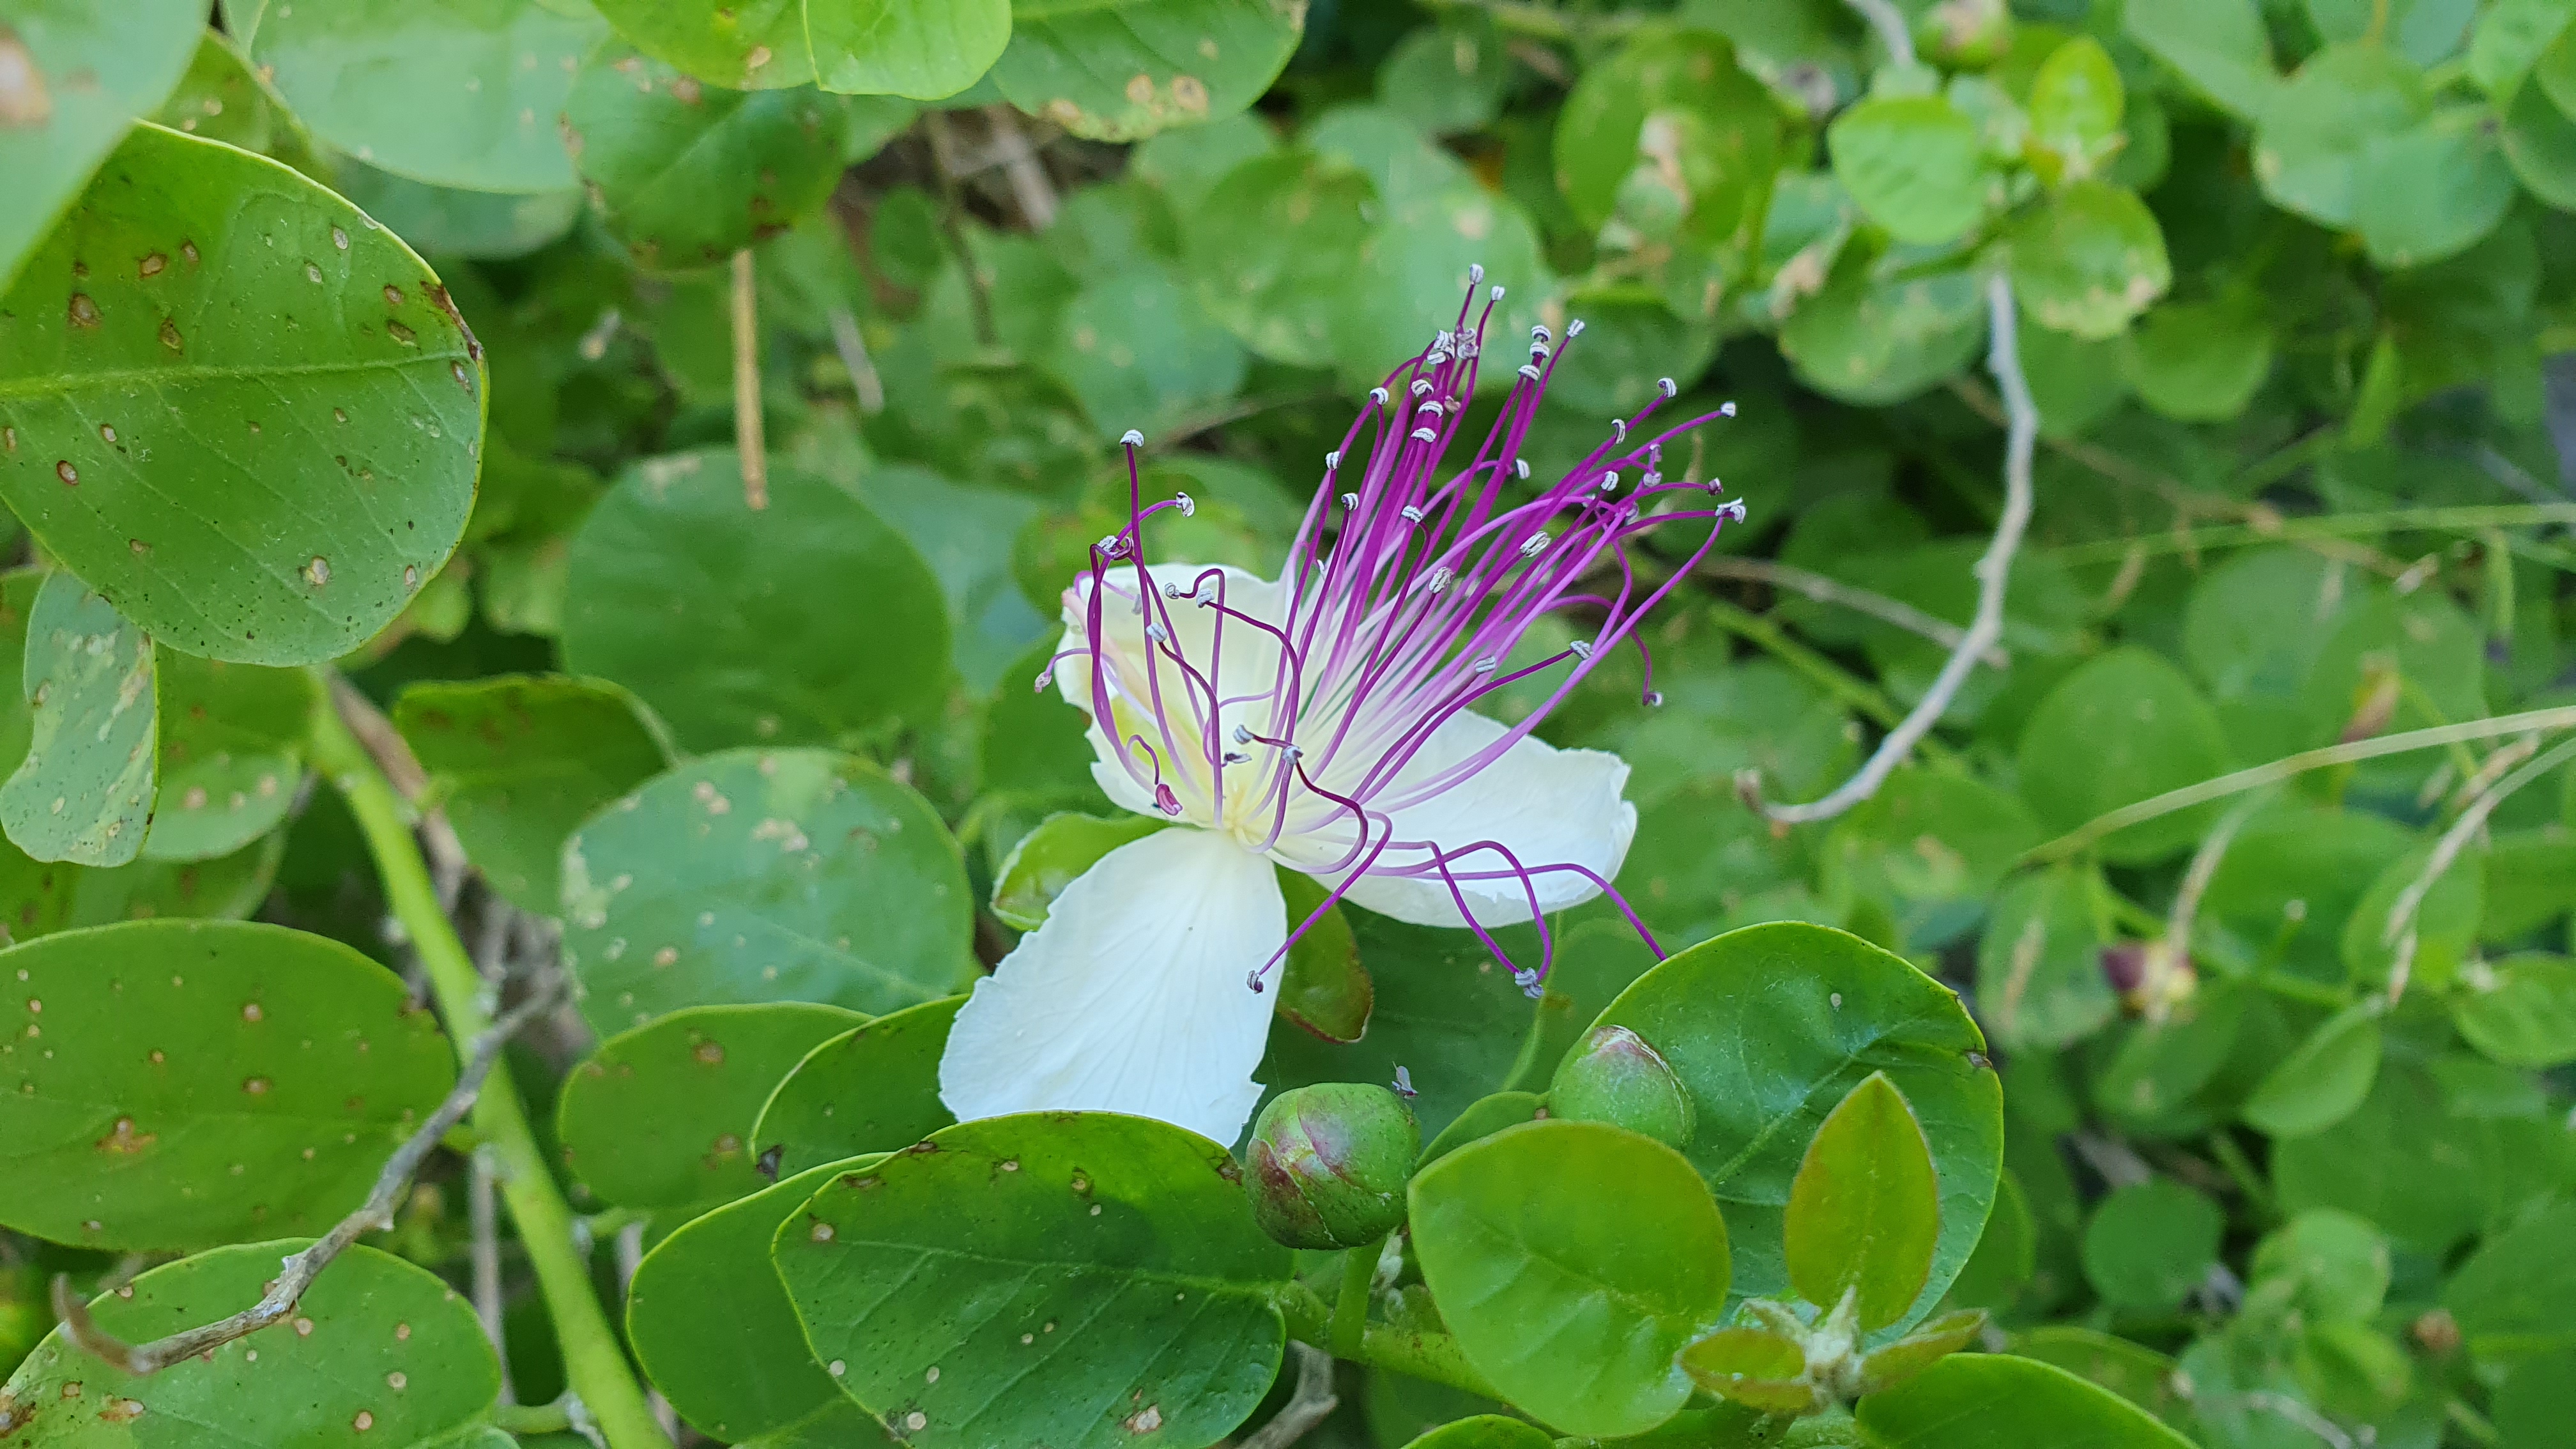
[938,277,1747,1144]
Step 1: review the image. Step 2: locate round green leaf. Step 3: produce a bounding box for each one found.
[1551,29,1781,240]
[2241,1003,2382,1137]
[2503,76,2576,208]
[2253,43,2430,229]
[331,162,584,261]
[560,747,971,1034]
[587,0,1009,98]
[1,576,154,868]
[749,995,960,1177]
[990,0,1304,143]
[2442,1198,2576,1358]
[1544,292,1720,419]
[245,0,603,192]
[2339,844,2483,992]
[1974,864,2116,1052]
[154,29,319,170]
[1399,1416,1556,1449]
[1785,1073,1941,1331]
[2250,1208,2390,1324]
[2124,299,2274,421]
[1184,150,1375,369]
[774,1112,1293,1449]
[557,1002,862,1211]
[1376,22,1510,137]
[1827,96,1990,246]
[1,1241,499,1446]
[1048,259,1247,434]
[990,812,1167,930]
[1779,254,1986,405]
[2005,181,2170,340]
[1324,174,1550,395]
[2352,116,2516,268]
[2124,0,2278,120]
[1410,1119,1730,1436]
[2452,953,2576,1066]
[394,673,672,915]
[560,450,949,752]
[2080,1179,2221,1311]
[2011,1327,2193,1431]
[0,919,456,1250]
[144,652,313,864]
[2027,36,2126,184]
[1857,1353,2197,1448]
[2271,1061,2557,1253]
[629,1156,886,1445]
[564,50,851,272]
[0,0,202,293]
[72,824,289,930]
[2498,1348,2576,1449]
[2014,647,2233,864]
[1590,923,2001,1328]
[0,123,480,666]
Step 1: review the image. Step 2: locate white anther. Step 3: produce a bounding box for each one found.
[1097,533,1120,552]
[1411,378,1434,397]
[1529,342,1551,360]
[1643,471,1662,488]
[1163,583,1186,599]
[1705,475,1726,493]
[1223,750,1250,765]
[1232,724,1253,744]
[1146,623,1170,644]
[1567,319,1586,337]
[1400,505,1425,523]
[1531,325,1551,344]
[1435,329,1453,348]
[1425,565,1452,593]
[1119,429,1144,447]
[1411,427,1437,443]
[1721,500,1749,521]
[1644,690,1664,707]
[1278,744,1303,760]
[1518,364,1542,382]
[1325,450,1342,470]
[1491,284,1505,301]
[1520,532,1549,556]
[1568,639,1593,659]
[1658,376,1678,398]
[1341,491,1359,509]
[1174,492,1194,516]
[1370,387,1389,406]
[1471,656,1498,673]
[1514,458,1530,480]
[1417,400,1445,418]
[1720,401,1737,417]
[1032,668,1054,691]
[1468,263,1485,284]
[1611,418,1628,442]
[1427,350,1451,366]
[1600,472,1620,493]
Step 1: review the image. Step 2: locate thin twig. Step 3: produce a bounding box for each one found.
[2244,1392,2358,1449]
[53,986,561,1374]
[1700,556,2007,664]
[731,249,768,511]
[2383,733,2576,1001]
[827,308,885,413]
[1239,1343,1340,1449]
[2068,1132,2152,1190]
[981,105,1058,228]
[1843,0,1917,65]
[470,1146,516,1404]
[1751,273,2033,824]
[2166,790,2273,954]
[2023,705,2576,864]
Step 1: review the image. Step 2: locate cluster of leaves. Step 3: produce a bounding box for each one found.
[3,0,2576,1446]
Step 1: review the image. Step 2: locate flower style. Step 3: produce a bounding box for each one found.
[937,270,1747,1144]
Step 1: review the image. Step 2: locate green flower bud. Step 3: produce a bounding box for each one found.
[1550,1025,1694,1149]
[1913,0,2013,68]
[1245,1082,1419,1250]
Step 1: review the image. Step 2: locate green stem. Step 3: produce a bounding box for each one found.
[1333,1243,1377,1361]
[309,683,667,1449]
[1277,1282,1498,1399]
[1703,600,1960,767]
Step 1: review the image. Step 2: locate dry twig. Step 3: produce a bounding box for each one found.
[1239,1343,1340,1449]
[2384,733,2576,1000]
[732,248,769,510]
[1700,556,2006,665]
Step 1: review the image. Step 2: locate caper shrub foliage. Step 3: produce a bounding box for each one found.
[2,0,2574,1445]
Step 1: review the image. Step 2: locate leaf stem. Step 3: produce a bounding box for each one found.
[309,678,668,1449]
[1332,1243,1377,1361]
[1276,1280,1498,1399]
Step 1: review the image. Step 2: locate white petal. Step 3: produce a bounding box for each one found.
[939,824,1284,1144]
[1055,561,1286,822]
[1273,709,1635,929]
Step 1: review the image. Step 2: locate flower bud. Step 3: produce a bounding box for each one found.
[1550,1025,1694,1149]
[1245,1083,1418,1249]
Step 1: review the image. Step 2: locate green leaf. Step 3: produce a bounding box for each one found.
[774,1112,1293,1449]
[560,450,949,751]
[1856,1353,2198,1448]
[990,0,1305,142]
[1675,1325,1814,1416]
[2080,1179,2223,1313]
[749,996,960,1176]
[2027,37,2126,185]
[2091,986,2246,1128]
[154,29,321,171]
[2275,1060,2571,1253]
[0,124,480,666]
[394,674,671,915]
[557,1002,862,1211]
[1779,253,1987,405]
[244,0,602,192]
[2004,181,2170,340]
[2482,830,2576,942]
[2351,115,2516,268]
[0,919,456,1250]
[2124,299,2274,420]
[144,653,312,864]
[1397,1416,1556,1449]
[563,50,851,272]
[2014,647,2234,864]
[629,1156,885,1445]
[2010,1328,2193,1431]
[990,812,1167,930]
[1855,1309,1987,1397]
[1275,867,1370,1043]
[1827,96,1990,245]
[1376,20,1510,137]
[1047,259,1246,434]
[2306,0,2480,67]
[588,0,1009,98]
[2124,0,2278,119]
[2473,0,2576,97]
[2339,844,2482,992]
[2,1241,499,1445]
[332,160,585,261]
[1,576,154,868]
[2249,1208,2391,1323]
[1590,923,2000,1329]
[2016,307,2130,438]
[0,0,201,293]
[1551,29,1781,242]
[1943,1169,2034,1313]
[2451,953,2576,1066]
[1973,864,2115,1052]
[2441,1198,2576,1357]
[72,824,289,930]
[1411,1120,1730,1437]
[1785,1072,1942,1330]
[2241,1003,2382,1137]
[1183,150,1375,369]
[2498,1348,2576,1449]
[1416,1089,1547,1168]
[2253,43,2430,230]
[561,747,972,1034]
